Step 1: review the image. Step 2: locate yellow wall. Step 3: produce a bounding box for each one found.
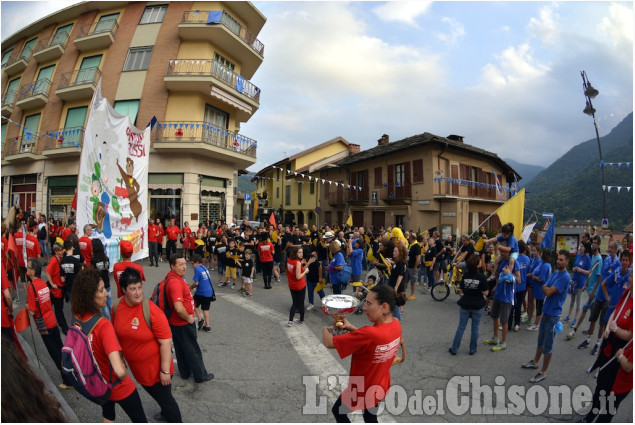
[293,141,348,170]
[178,41,215,59]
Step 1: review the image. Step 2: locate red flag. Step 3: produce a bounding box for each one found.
[269,212,277,229]
[13,308,30,333]
[71,189,77,210]
[6,234,19,290]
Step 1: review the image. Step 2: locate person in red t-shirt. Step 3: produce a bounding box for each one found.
[71,268,146,422]
[161,254,213,383]
[165,218,180,259]
[157,219,165,261]
[584,277,632,423]
[258,233,274,289]
[286,246,315,326]
[48,218,57,252]
[113,267,182,422]
[182,222,193,260]
[26,258,73,389]
[112,240,146,299]
[79,224,93,267]
[60,218,77,242]
[1,269,14,342]
[45,243,68,334]
[322,285,402,422]
[147,217,159,267]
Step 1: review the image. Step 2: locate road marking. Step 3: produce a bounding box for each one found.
[221,293,396,422]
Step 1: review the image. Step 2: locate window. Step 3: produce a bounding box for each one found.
[123,47,153,71]
[21,38,37,61]
[3,78,20,104]
[412,159,423,183]
[285,185,291,205]
[114,100,140,125]
[1,49,12,66]
[395,163,405,187]
[77,55,102,84]
[298,184,302,205]
[213,53,235,83]
[204,104,229,129]
[1,123,7,144]
[51,24,73,46]
[276,187,280,199]
[95,13,119,33]
[310,181,315,195]
[374,167,382,187]
[140,5,167,24]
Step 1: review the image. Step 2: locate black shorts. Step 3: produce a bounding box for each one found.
[589,300,608,325]
[535,299,544,317]
[193,294,212,310]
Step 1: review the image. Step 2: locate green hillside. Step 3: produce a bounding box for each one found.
[526,113,633,230]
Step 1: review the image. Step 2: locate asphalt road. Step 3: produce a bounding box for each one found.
[12,259,633,423]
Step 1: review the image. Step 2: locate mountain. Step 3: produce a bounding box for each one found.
[238,172,257,194]
[525,112,633,230]
[503,158,545,188]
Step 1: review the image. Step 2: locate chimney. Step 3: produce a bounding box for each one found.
[377,134,390,145]
[447,134,464,143]
[348,143,360,155]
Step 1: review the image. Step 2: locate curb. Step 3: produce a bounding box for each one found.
[17,332,79,422]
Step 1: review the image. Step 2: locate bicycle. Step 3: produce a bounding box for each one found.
[431,264,463,301]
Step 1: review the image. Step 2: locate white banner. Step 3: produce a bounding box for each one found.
[522,222,536,243]
[77,82,149,269]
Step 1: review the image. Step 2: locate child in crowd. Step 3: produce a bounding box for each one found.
[241,249,255,297]
[483,223,519,282]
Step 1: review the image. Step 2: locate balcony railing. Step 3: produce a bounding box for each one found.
[181,10,264,56]
[3,135,39,158]
[58,67,102,90]
[2,90,17,107]
[19,45,34,61]
[41,127,84,150]
[166,59,260,102]
[380,182,412,201]
[77,19,119,38]
[348,187,369,204]
[33,31,69,53]
[16,79,52,102]
[155,121,257,158]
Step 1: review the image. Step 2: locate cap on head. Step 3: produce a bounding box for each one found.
[120,239,134,256]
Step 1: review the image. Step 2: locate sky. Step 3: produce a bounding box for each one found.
[1,0,633,174]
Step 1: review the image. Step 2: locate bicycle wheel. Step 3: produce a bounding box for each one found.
[431,281,450,301]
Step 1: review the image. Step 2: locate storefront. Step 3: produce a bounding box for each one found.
[47,176,77,220]
[199,176,225,224]
[10,174,37,214]
[148,173,183,225]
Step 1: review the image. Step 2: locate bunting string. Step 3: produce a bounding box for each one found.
[600,161,632,168]
[252,166,362,191]
[601,185,632,193]
[432,177,513,193]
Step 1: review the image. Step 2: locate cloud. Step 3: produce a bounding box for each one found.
[597,3,633,52]
[372,0,432,27]
[478,43,550,87]
[526,3,560,45]
[436,17,466,44]
[1,1,81,41]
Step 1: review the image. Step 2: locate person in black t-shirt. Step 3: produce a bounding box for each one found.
[452,235,475,270]
[241,249,254,297]
[450,253,489,355]
[215,237,227,284]
[387,245,407,322]
[60,239,82,302]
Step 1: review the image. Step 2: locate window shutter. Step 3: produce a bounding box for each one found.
[374,167,382,187]
[362,169,369,199]
[451,165,459,195]
[412,159,423,183]
[387,164,394,189]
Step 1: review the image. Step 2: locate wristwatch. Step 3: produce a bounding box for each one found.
[161,370,170,375]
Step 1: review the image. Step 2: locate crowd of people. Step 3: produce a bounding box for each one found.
[1,204,633,422]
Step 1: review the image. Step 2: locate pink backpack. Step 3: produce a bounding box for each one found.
[61,315,119,405]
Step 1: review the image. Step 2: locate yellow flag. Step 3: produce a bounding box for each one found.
[346,215,353,226]
[495,188,525,241]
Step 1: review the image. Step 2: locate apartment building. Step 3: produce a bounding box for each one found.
[1,1,265,227]
[252,136,360,226]
[319,133,521,238]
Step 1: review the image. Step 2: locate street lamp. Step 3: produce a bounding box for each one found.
[580,70,607,228]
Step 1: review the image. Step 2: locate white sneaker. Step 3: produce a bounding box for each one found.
[527,325,538,331]
[287,321,293,327]
[514,325,520,332]
[231,284,236,289]
[306,304,314,311]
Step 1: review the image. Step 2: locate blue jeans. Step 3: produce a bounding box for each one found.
[417,265,426,284]
[306,280,325,305]
[394,306,402,322]
[537,314,559,354]
[451,307,484,353]
[426,267,435,288]
[217,263,225,280]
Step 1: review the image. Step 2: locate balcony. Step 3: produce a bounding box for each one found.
[56,68,101,101]
[347,187,369,205]
[328,190,346,207]
[178,10,264,78]
[380,183,412,204]
[74,19,118,51]
[153,121,257,169]
[15,79,52,110]
[165,59,260,122]
[2,135,45,163]
[41,127,83,158]
[1,90,17,117]
[2,46,32,77]
[32,32,69,64]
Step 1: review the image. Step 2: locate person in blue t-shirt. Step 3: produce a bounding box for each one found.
[521,250,571,383]
[483,222,519,282]
[528,250,552,331]
[190,254,214,333]
[508,241,530,332]
[327,241,345,294]
[603,251,631,322]
[484,249,520,352]
[524,244,543,325]
[564,244,591,325]
[568,236,603,341]
[347,238,364,286]
[579,239,619,353]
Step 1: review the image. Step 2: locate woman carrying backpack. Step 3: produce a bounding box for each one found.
[113,267,182,422]
[71,268,147,422]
